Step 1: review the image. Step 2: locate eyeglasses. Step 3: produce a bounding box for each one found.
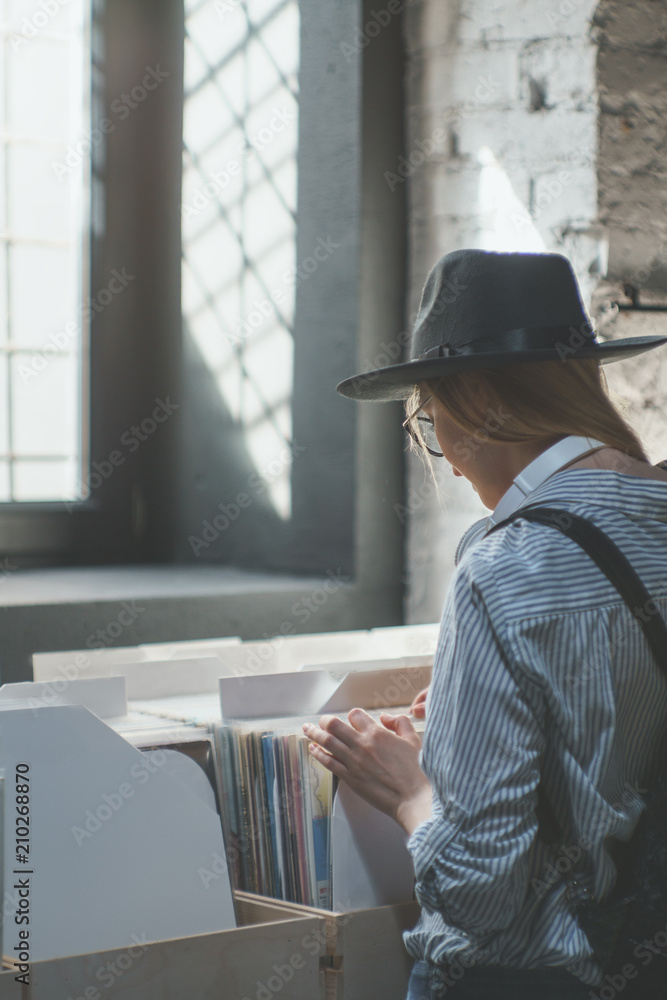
[402,394,444,457]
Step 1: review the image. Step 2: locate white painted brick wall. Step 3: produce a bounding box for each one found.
[518,39,597,109]
[419,45,521,110]
[456,108,597,165]
[457,0,598,43]
[411,165,486,220]
[530,167,597,232]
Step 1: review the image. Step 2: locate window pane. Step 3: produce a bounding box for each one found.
[0,1,88,502]
[8,36,70,138]
[0,460,9,501]
[11,244,76,348]
[11,354,78,458]
[13,460,77,502]
[0,243,7,344]
[7,142,73,243]
[182,0,299,520]
[0,354,7,454]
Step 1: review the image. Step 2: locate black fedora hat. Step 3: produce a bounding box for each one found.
[336,249,667,402]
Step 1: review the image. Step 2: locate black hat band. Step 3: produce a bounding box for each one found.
[415,325,599,362]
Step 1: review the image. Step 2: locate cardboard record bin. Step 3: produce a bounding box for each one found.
[0,897,322,1000]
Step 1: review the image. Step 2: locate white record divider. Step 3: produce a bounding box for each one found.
[127,632,394,680]
[31,636,242,682]
[108,656,238,701]
[0,676,128,718]
[137,636,242,660]
[31,626,440,689]
[33,654,238,704]
[227,628,437,675]
[0,693,236,964]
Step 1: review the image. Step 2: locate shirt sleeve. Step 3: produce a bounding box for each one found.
[407,556,546,936]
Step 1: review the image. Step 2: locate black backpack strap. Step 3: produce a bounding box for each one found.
[487,506,667,676]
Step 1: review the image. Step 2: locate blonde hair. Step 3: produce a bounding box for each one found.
[406,358,647,462]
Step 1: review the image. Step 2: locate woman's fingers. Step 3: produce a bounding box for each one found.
[380,712,404,732]
[346,707,376,733]
[302,712,372,771]
[302,712,374,779]
[303,706,430,822]
[305,708,376,749]
[306,741,347,778]
[302,718,351,763]
[409,686,429,718]
[305,709,419,762]
[380,712,422,748]
[303,707,424,797]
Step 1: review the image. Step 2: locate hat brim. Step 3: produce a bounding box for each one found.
[336,336,667,402]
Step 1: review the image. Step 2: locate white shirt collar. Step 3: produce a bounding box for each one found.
[486,435,607,528]
[454,435,607,565]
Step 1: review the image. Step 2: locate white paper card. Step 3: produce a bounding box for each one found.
[331,783,416,910]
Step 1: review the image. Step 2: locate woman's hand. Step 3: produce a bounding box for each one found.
[303,709,432,837]
[409,687,429,719]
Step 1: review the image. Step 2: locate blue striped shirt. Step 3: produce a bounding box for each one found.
[403,468,667,987]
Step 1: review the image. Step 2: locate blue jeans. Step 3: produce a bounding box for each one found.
[406,960,593,999]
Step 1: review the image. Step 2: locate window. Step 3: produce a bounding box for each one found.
[0,0,89,502]
[1,0,406,587]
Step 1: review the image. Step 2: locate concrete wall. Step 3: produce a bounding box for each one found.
[596,0,667,289]
[402,0,667,623]
[593,0,667,464]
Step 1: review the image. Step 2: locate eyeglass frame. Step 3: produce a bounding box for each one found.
[401,393,444,457]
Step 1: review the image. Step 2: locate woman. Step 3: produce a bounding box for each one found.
[302,250,667,998]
